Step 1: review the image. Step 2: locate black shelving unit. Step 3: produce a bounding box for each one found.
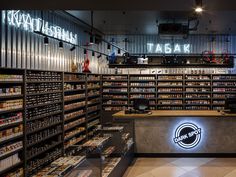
[0,68,24,177]
[86,73,102,140]
[63,72,87,155]
[25,70,64,177]
[101,73,236,112]
[102,74,129,112]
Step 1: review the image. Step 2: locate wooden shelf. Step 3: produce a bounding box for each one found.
[0,94,23,99]
[0,121,23,131]
[27,90,62,96]
[0,108,23,115]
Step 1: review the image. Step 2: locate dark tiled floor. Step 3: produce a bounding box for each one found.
[123,158,236,177]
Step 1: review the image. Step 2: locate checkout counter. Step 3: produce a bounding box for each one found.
[113,110,236,156]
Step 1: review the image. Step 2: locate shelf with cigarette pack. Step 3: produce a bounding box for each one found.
[129,74,156,82]
[212,74,236,81]
[157,105,183,110]
[185,74,211,81]
[102,74,128,82]
[212,93,236,100]
[64,72,86,83]
[157,74,183,81]
[87,73,101,83]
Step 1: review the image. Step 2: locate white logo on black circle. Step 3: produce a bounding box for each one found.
[174,123,201,149]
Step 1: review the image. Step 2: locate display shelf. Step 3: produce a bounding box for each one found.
[64,89,86,92]
[64,80,86,83]
[26,90,62,96]
[27,131,62,148]
[87,109,101,114]
[64,130,86,142]
[64,96,86,102]
[0,148,23,161]
[0,121,23,131]
[0,108,23,115]
[26,110,62,122]
[0,161,23,176]
[64,113,86,122]
[64,105,86,112]
[0,133,23,146]
[27,141,63,161]
[27,121,62,135]
[64,137,87,150]
[26,80,62,83]
[65,121,86,132]
[26,101,62,109]
[0,81,23,84]
[0,94,23,99]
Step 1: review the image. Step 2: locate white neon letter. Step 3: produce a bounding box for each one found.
[147,43,154,53]
[165,43,172,53]
[184,44,190,53]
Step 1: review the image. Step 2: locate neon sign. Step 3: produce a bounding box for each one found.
[2,10,78,45]
[147,43,191,54]
[173,123,201,149]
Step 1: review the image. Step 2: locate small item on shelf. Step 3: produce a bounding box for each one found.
[64,83,85,91]
[64,74,86,81]
[0,112,23,127]
[0,86,22,96]
[31,156,86,177]
[103,76,127,80]
[27,148,62,175]
[0,154,22,172]
[2,168,23,177]
[26,104,61,120]
[0,74,23,81]
[27,71,61,81]
[0,99,23,111]
[64,117,86,131]
[0,141,23,158]
[158,75,182,80]
[87,75,100,81]
[185,75,210,80]
[64,110,85,121]
[64,101,86,111]
[64,127,86,140]
[0,124,23,143]
[64,93,85,101]
[26,82,62,94]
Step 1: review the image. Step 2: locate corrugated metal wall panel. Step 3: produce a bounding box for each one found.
[105,34,236,74]
[0,10,101,73]
[106,34,236,54]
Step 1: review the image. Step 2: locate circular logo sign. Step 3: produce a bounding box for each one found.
[173,123,201,149]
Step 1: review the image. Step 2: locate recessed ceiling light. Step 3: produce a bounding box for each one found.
[195,7,203,13]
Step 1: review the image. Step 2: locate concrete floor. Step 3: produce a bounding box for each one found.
[123,158,236,177]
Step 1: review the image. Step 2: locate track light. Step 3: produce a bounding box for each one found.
[90,36,94,44]
[195,0,203,13]
[70,46,76,51]
[84,49,87,55]
[59,41,63,49]
[92,51,95,56]
[107,44,111,50]
[44,36,49,45]
[97,54,102,59]
[118,49,121,54]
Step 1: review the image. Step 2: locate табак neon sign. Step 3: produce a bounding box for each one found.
[2,10,78,45]
[147,43,191,54]
[173,123,201,149]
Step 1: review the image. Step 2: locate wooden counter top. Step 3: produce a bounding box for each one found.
[113,110,236,118]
